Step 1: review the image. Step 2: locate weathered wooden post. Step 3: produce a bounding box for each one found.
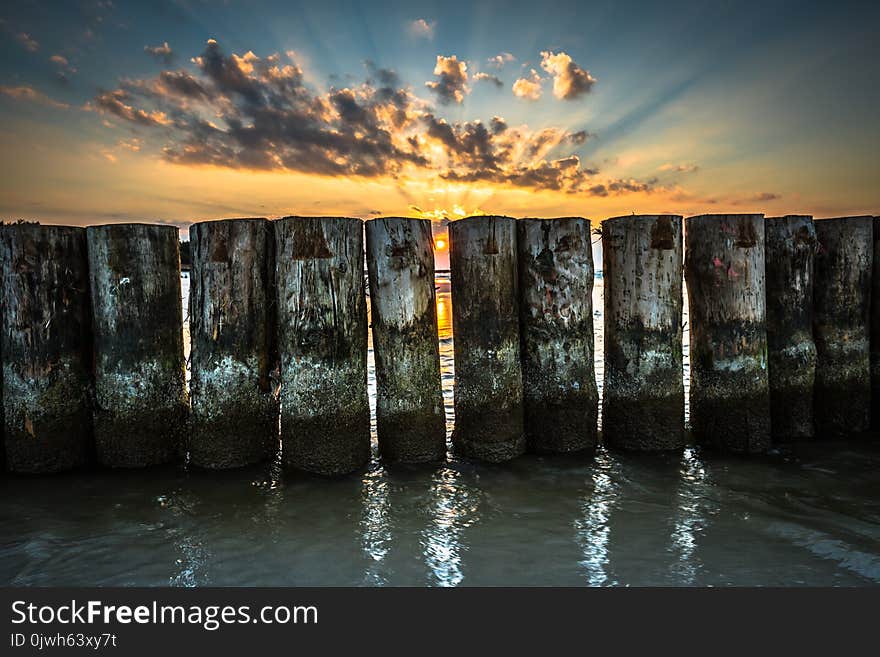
[189,218,278,469]
[0,223,93,472]
[813,216,873,436]
[365,217,445,464]
[601,215,684,450]
[517,217,597,453]
[449,215,525,461]
[87,223,188,467]
[764,216,817,440]
[275,216,370,475]
[684,214,771,453]
[872,216,880,430]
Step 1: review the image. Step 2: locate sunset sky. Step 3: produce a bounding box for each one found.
[1,0,878,253]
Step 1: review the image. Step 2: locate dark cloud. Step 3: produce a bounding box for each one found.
[587,178,658,197]
[425,55,469,104]
[473,72,503,88]
[731,191,781,205]
[87,40,654,195]
[145,42,174,65]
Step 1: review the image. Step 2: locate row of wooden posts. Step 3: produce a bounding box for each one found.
[0,214,877,474]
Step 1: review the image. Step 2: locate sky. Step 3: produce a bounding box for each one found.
[1,0,878,261]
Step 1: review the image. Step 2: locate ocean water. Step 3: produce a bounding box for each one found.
[0,274,878,586]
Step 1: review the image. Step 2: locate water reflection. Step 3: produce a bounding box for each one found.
[574,450,619,586]
[360,468,391,585]
[422,467,480,587]
[163,489,211,587]
[668,448,713,584]
[0,274,878,587]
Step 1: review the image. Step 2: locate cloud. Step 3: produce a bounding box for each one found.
[407,18,435,39]
[488,52,515,68]
[540,51,596,100]
[88,89,171,126]
[15,32,39,52]
[587,178,658,197]
[49,54,77,82]
[0,85,69,109]
[473,72,503,88]
[512,69,543,100]
[425,55,469,104]
[86,40,655,196]
[659,162,699,173]
[731,191,781,205]
[145,42,174,65]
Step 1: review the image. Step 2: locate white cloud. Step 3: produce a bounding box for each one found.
[407,18,435,39]
[512,69,543,100]
[540,50,596,100]
[488,52,515,68]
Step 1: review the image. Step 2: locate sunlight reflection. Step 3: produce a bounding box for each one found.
[360,469,391,585]
[421,467,479,587]
[574,450,619,586]
[668,447,713,584]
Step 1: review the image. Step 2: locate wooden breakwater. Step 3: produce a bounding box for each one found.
[0,213,877,474]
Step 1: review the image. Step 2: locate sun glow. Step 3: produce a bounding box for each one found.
[434,238,446,251]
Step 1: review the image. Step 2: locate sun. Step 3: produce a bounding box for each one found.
[434,238,447,251]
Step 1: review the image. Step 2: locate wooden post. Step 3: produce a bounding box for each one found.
[601,215,684,450]
[873,216,880,429]
[517,217,597,453]
[189,218,278,469]
[87,223,188,467]
[813,216,873,436]
[448,215,525,462]
[275,216,370,475]
[0,223,93,472]
[684,214,771,453]
[764,216,817,440]
[365,217,445,464]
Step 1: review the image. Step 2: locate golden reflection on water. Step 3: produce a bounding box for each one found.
[436,295,451,339]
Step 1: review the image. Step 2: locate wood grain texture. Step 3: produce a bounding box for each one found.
[765,215,817,440]
[813,216,873,436]
[366,217,445,464]
[87,223,187,467]
[602,215,684,451]
[1,223,93,472]
[275,216,370,475]
[684,214,770,453]
[189,218,278,469]
[449,215,525,462]
[518,217,597,453]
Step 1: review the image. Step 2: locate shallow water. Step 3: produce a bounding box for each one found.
[1,274,878,586]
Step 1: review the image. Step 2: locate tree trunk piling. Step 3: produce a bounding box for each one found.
[871,216,880,430]
[813,216,873,436]
[449,215,525,462]
[601,214,684,451]
[189,218,278,469]
[365,217,446,464]
[86,223,188,467]
[0,223,93,473]
[764,216,817,440]
[684,214,771,453]
[275,216,370,476]
[517,217,598,453]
